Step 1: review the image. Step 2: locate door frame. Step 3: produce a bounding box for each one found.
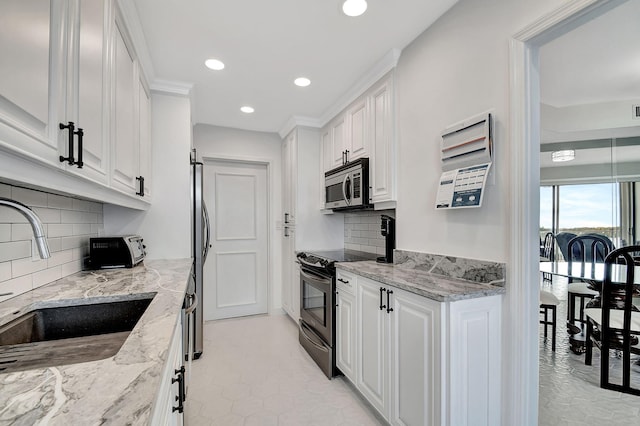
[202,155,273,315]
[508,0,627,424]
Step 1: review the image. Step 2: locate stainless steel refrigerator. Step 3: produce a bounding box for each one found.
[190,149,210,358]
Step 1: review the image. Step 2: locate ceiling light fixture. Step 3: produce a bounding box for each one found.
[205,59,225,70]
[294,77,311,87]
[551,149,575,162]
[240,106,254,114]
[342,0,367,17]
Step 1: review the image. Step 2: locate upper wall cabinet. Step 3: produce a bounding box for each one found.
[320,72,396,209]
[0,0,151,208]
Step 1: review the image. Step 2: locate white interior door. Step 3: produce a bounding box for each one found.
[203,160,269,320]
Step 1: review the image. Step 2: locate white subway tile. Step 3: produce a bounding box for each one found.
[61,235,83,250]
[73,224,92,235]
[376,247,386,255]
[48,249,73,267]
[12,256,48,277]
[90,224,103,234]
[0,224,10,242]
[61,259,83,277]
[12,187,48,207]
[345,243,361,251]
[0,262,11,281]
[48,224,73,238]
[48,194,73,210]
[0,241,31,262]
[0,183,11,198]
[360,245,377,254]
[47,237,62,253]
[354,224,369,231]
[11,223,35,241]
[33,266,62,289]
[61,210,97,224]
[0,275,32,302]
[0,207,29,224]
[72,247,82,260]
[32,207,61,224]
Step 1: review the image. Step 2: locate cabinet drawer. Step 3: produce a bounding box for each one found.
[336,270,356,293]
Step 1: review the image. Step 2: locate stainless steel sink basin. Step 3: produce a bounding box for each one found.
[0,293,156,374]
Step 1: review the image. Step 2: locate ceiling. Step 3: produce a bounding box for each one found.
[132,0,457,134]
[540,0,640,108]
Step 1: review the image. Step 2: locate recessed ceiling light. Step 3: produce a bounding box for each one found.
[294,77,311,87]
[342,0,367,17]
[551,149,575,162]
[205,59,225,70]
[240,106,254,114]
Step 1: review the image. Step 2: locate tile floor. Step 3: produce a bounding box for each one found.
[538,275,640,425]
[184,314,383,426]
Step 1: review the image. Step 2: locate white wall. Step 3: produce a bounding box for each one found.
[395,0,557,263]
[193,123,283,313]
[103,93,192,260]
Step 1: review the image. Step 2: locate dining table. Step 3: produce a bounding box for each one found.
[539,260,640,354]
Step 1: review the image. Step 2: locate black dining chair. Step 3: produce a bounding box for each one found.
[585,245,640,396]
[540,232,555,284]
[555,232,577,261]
[566,234,613,329]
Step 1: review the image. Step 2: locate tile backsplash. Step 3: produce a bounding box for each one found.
[0,183,104,302]
[344,209,395,255]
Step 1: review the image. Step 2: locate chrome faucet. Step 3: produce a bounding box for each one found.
[0,197,50,259]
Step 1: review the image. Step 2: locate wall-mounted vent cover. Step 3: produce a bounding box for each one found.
[634,104,640,119]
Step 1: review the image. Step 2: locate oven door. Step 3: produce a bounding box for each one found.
[299,267,333,344]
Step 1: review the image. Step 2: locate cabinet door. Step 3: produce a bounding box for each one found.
[320,126,332,173]
[356,277,388,418]
[389,288,441,426]
[369,77,395,204]
[151,316,185,426]
[138,79,152,197]
[329,116,346,169]
[336,288,356,383]
[0,0,62,163]
[346,97,368,162]
[111,17,139,194]
[70,0,109,183]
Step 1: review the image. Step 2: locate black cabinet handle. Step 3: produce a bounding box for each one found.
[75,128,84,168]
[379,287,386,311]
[59,122,75,165]
[172,366,185,413]
[284,213,289,224]
[284,226,289,237]
[386,289,394,314]
[136,176,145,196]
[345,149,349,163]
[337,278,349,284]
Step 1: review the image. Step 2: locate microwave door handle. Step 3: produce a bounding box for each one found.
[342,173,351,206]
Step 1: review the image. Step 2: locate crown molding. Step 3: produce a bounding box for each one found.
[277,48,402,138]
[150,80,194,97]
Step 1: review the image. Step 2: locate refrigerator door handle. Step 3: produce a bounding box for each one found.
[202,200,211,263]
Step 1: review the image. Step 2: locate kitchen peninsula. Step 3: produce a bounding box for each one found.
[0,259,191,425]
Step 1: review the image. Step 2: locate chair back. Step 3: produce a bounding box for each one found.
[601,245,640,391]
[567,234,613,280]
[541,232,554,261]
[555,232,577,261]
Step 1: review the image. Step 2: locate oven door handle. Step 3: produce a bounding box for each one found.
[185,292,198,315]
[299,321,329,353]
[300,268,331,285]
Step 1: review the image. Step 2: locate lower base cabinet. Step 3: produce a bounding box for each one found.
[151,315,185,426]
[336,270,502,426]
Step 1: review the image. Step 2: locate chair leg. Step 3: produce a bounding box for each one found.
[585,320,593,365]
[551,305,556,352]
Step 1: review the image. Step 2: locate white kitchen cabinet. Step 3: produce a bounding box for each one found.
[346,97,368,162]
[356,276,390,419]
[336,269,357,382]
[281,131,299,321]
[151,314,185,426]
[389,286,442,426]
[0,0,62,164]
[328,115,347,169]
[369,75,396,206]
[340,269,501,426]
[138,78,152,198]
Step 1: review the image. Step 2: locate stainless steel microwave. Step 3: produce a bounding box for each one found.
[324,158,370,210]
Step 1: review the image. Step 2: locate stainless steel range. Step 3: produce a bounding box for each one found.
[296,249,377,378]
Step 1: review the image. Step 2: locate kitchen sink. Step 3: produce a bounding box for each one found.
[0,293,156,374]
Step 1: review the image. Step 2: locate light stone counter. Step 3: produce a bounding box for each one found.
[0,258,192,425]
[336,260,505,302]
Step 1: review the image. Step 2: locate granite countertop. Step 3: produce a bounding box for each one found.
[0,258,192,425]
[336,260,506,302]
